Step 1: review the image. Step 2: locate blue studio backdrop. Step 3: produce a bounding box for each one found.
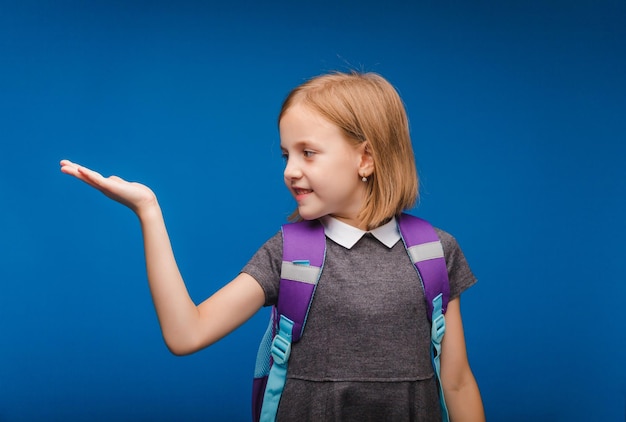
[1,1,624,421]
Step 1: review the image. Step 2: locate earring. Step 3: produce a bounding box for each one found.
[361,175,368,182]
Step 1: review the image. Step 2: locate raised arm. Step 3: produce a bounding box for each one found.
[60,160,265,355]
[440,298,485,422]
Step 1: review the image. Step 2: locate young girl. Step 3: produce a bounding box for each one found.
[60,71,485,421]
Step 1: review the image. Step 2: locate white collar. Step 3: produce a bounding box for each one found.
[320,216,400,249]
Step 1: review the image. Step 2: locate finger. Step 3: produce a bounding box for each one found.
[60,159,85,177]
[75,165,108,187]
[61,161,108,191]
[60,159,78,172]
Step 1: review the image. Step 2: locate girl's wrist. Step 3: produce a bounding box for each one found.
[134,197,162,222]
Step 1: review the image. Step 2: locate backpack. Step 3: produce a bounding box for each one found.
[252,213,450,422]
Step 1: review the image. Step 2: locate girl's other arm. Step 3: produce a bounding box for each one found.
[60,160,265,356]
[440,298,485,422]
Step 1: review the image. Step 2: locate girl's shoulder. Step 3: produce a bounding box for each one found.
[432,226,477,297]
[431,226,462,254]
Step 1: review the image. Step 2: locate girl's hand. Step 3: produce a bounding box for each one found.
[60,159,158,215]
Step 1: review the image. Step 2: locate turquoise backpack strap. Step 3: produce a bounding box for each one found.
[397,213,451,422]
[254,220,325,422]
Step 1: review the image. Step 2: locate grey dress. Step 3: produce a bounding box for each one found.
[242,224,477,422]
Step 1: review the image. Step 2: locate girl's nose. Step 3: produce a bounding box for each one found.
[283,159,302,180]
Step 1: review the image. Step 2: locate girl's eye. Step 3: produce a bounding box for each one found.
[281,152,289,162]
[303,150,315,158]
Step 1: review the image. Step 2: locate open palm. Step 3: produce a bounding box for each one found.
[60,159,157,214]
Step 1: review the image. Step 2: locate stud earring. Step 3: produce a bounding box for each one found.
[361,175,368,182]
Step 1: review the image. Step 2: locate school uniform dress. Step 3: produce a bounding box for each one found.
[242,216,477,422]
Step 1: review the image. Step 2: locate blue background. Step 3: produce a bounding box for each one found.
[1,1,624,421]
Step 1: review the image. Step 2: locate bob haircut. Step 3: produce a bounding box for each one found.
[278,71,418,229]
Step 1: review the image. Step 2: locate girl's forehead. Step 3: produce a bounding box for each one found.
[281,102,317,120]
[280,103,334,131]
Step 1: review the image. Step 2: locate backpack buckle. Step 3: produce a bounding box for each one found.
[271,333,292,365]
[431,314,446,344]
[271,315,294,366]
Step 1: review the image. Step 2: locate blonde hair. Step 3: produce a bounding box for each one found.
[279,71,419,229]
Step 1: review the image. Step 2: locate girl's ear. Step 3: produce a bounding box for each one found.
[358,141,375,177]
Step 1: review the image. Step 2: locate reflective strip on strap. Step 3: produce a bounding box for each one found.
[407,241,444,263]
[280,261,322,285]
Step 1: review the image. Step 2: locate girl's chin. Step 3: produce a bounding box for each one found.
[296,209,324,221]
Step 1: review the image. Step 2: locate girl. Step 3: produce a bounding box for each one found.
[60,71,485,421]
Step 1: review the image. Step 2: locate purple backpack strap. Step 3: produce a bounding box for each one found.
[397,213,450,317]
[252,220,326,422]
[397,213,452,421]
[277,219,326,341]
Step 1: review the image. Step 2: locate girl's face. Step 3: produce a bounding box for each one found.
[280,103,372,229]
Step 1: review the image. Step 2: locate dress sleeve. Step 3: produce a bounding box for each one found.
[435,228,478,299]
[240,231,283,307]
